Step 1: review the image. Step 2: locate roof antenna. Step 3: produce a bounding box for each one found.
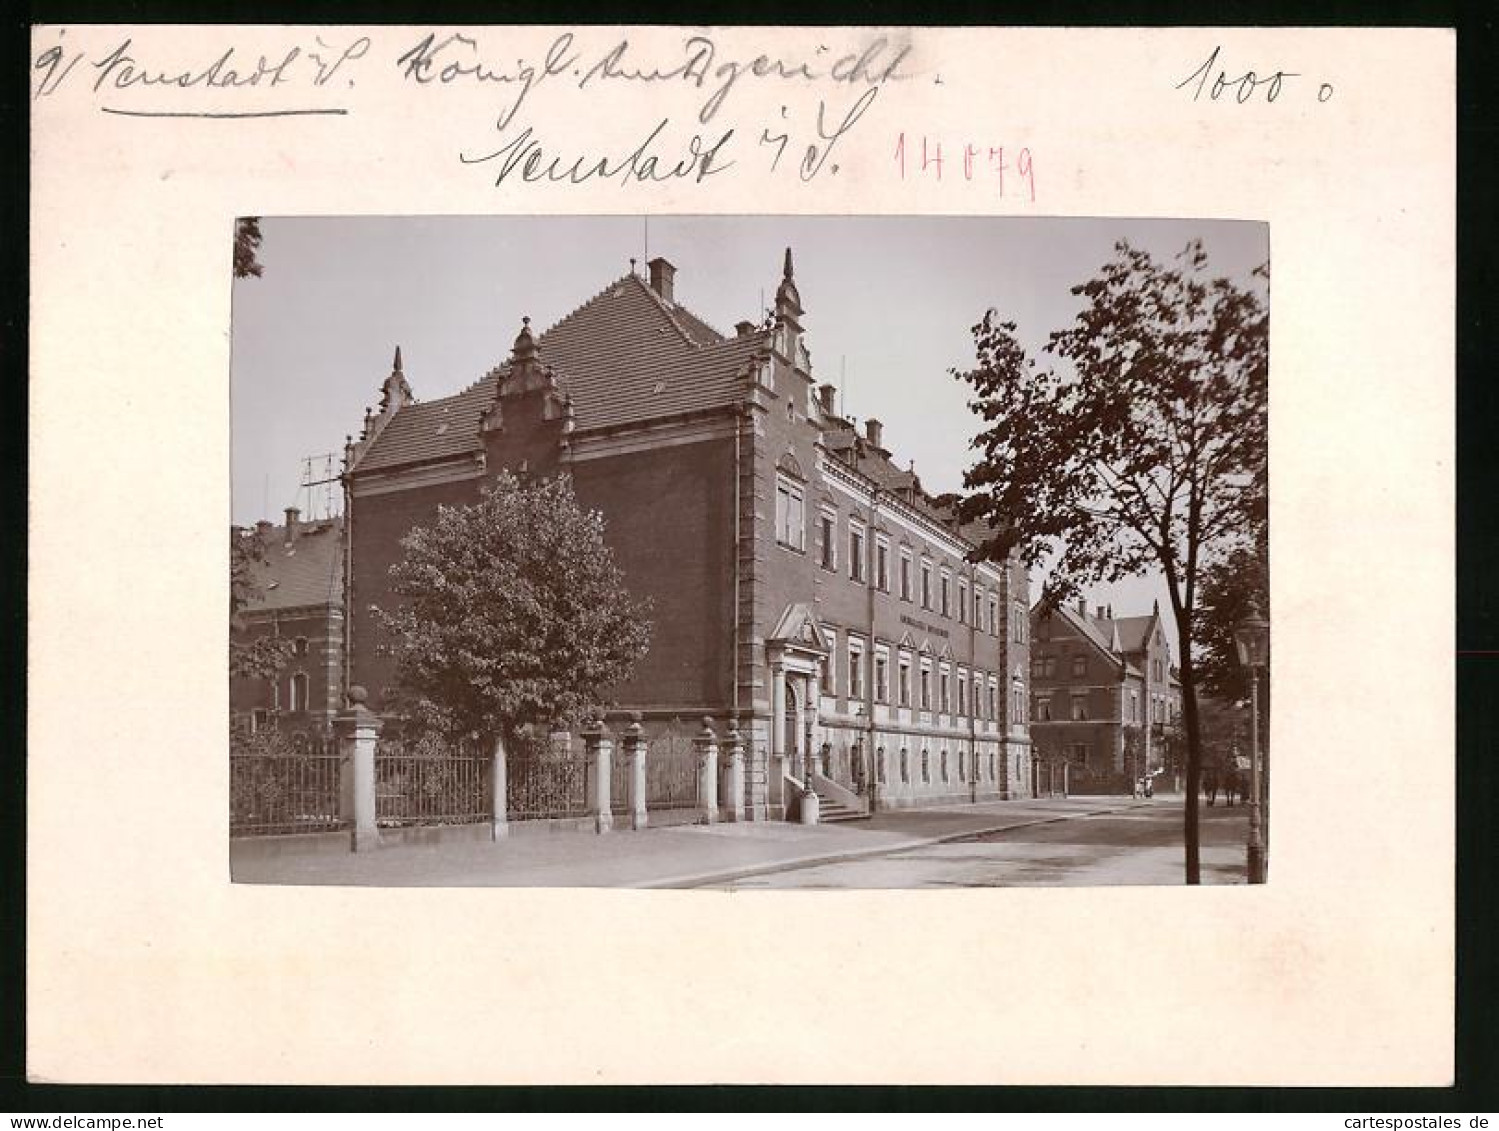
[643,216,649,270]
[839,355,847,417]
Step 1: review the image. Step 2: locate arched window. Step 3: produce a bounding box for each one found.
[989,752,997,780]
[940,750,949,782]
[900,749,910,784]
[920,749,930,784]
[876,747,886,785]
[958,750,966,781]
[294,636,309,657]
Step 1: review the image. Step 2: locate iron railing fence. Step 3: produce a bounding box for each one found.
[507,732,591,821]
[609,751,634,817]
[644,728,699,812]
[375,731,492,828]
[230,727,345,837]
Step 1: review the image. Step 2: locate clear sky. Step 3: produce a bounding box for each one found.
[231,214,1267,651]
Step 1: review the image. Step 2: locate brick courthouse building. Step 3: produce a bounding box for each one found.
[342,251,1032,816]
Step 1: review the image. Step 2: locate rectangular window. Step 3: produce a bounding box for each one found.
[940,573,951,618]
[1038,697,1052,721]
[1072,655,1086,677]
[989,682,999,720]
[1030,656,1045,679]
[776,479,805,550]
[1130,691,1139,723]
[959,583,968,624]
[988,597,998,634]
[921,563,932,610]
[900,552,912,601]
[1044,656,1057,678]
[957,675,967,716]
[824,630,837,695]
[874,652,889,703]
[920,667,932,711]
[850,525,865,582]
[898,659,911,707]
[819,513,836,570]
[876,541,890,592]
[848,642,863,699]
[940,671,951,713]
[1071,695,1088,721]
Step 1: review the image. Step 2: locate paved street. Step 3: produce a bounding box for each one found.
[232,795,1251,888]
[701,800,1250,889]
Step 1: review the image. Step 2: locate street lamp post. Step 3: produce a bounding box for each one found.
[1234,597,1270,884]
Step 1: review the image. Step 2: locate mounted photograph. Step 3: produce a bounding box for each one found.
[228,214,1268,889]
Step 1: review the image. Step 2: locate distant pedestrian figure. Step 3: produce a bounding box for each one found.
[1203,764,1220,807]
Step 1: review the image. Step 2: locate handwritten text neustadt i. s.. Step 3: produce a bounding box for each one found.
[30,27,1041,197]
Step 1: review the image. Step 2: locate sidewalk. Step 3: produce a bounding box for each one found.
[230,796,1154,889]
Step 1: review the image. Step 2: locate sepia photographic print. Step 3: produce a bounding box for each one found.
[229,214,1270,890]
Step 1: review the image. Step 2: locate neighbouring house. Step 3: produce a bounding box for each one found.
[230,510,345,737]
[340,250,1032,817]
[1028,598,1182,795]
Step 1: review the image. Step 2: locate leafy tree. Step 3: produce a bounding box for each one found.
[955,240,1267,883]
[234,217,263,279]
[229,526,294,680]
[1196,542,1270,704]
[374,473,652,752]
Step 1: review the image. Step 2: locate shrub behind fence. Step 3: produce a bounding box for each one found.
[507,731,591,821]
[375,730,492,828]
[230,727,345,837]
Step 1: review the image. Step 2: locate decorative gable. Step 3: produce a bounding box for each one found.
[768,602,831,654]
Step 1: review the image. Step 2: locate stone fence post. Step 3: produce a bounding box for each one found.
[489,730,510,840]
[720,716,745,823]
[695,716,719,825]
[582,718,613,834]
[333,686,382,853]
[621,712,648,831]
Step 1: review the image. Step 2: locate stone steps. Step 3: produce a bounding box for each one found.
[817,800,869,823]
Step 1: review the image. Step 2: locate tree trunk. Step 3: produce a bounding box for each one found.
[1177,623,1203,884]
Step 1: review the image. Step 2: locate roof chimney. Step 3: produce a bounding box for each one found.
[818,383,837,416]
[284,507,301,545]
[1077,596,1087,616]
[735,319,757,338]
[255,519,273,541]
[1096,604,1106,620]
[647,257,676,305]
[865,418,884,450]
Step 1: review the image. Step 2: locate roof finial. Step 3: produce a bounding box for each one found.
[393,345,403,372]
[629,257,637,275]
[512,315,538,363]
[783,246,794,280]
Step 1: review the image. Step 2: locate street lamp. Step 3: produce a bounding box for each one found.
[1233,597,1270,884]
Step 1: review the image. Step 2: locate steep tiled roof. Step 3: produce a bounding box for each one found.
[242,519,343,612]
[1113,614,1155,654]
[1065,606,1121,660]
[354,273,770,474]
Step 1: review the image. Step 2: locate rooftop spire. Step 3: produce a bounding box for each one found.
[774,245,803,323]
[378,344,413,412]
